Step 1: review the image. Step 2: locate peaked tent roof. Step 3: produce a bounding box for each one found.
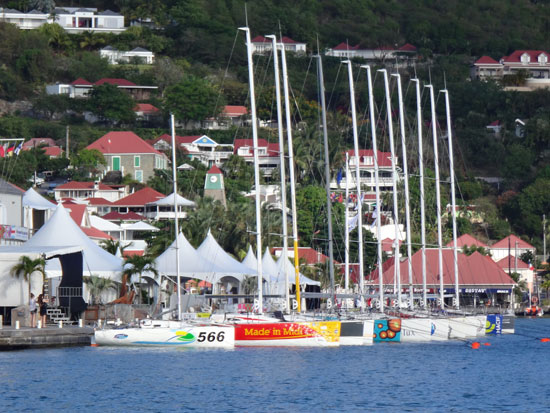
[23,187,56,210]
[25,205,123,279]
[276,255,321,286]
[147,192,195,207]
[154,232,238,283]
[120,221,159,231]
[241,245,257,270]
[196,231,255,279]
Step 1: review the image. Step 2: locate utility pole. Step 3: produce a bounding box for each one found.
[65,125,70,160]
[543,214,547,264]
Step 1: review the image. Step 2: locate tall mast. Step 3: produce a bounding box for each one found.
[344,153,350,291]
[267,35,290,312]
[280,40,301,312]
[442,89,459,309]
[427,84,445,309]
[362,65,384,313]
[394,73,414,310]
[412,78,427,308]
[239,27,263,313]
[343,60,365,302]
[380,69,402,307]
[316,54,335,299]
[170,113,181,320]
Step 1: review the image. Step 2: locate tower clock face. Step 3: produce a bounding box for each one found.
[210,175,218,183]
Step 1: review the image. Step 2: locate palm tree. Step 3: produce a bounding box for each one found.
[10,256,46,303]
[100,239,127,256]
[123,255,158,304]
[84,275,115,305]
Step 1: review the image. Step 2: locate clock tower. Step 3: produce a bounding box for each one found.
[204,165,226,208]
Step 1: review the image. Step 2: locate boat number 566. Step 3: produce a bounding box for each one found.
[197,331,225,342]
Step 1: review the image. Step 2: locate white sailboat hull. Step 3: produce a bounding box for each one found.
[94,323,235,348]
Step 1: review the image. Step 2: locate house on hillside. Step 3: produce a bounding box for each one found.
[251,35,307,54]
[110,187,165,215]
[326,43,417,66]
[87,131,169,183]
[233,138,280,178]
[100,46,155,64]
[489,234,536,262]
[180,105,250,130]
[46,78,158,100]
[471,50,550,90]
[496,256,535,293]
[0,7,126,33]
[134,103,161,122]
[152,134,233,167]
[54,181,127,202]
[22,138,64,158]
[330,149,396,191]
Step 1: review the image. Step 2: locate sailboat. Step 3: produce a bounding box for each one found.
[94,114,235,348]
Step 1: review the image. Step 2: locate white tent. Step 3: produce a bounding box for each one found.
[89,215,123,237]
[25,204,123,279]
[241,245,257,270]
[121,221,159,232]
[196,230,256,279]
[22,187,56,210]
[276,255,321,287]
[148,192,195,207]
[154,232,242,284]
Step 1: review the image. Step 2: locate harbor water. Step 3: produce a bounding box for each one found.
[1,317,548,412]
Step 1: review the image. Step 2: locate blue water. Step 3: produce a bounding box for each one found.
[1,318,548,412]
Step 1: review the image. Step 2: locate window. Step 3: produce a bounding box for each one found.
[135,170,143,182]
[134,156,140,168]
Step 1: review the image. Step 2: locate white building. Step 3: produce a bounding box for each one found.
[0,7,126,33]
[251,35,306,54]
[100,46,155,64]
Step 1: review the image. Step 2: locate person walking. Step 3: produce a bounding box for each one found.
[29,293,37,327]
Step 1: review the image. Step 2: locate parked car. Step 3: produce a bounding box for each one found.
[27,173,45,187]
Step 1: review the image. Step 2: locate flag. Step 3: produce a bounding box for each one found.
[348,214,359,233]
[529,261,534,271]
[0,146,4,158]
[336,168,343,186]
[6,146,14,156]
[14,142,22,155]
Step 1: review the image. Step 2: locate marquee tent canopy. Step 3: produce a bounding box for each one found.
[22,187,56,210]
[25,204,123,279]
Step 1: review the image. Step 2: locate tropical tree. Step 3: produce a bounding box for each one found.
[88,84,136,124]
[10,255,46,301]
[100,239,128,256]
[84,275,115,305]
[123,254,158,304]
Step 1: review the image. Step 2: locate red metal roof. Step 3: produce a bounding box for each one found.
[332,42,360,51]
[123,250,144,257]
[496,256,529,270]
[475,55,500,65]
[71,78,93,86]
[346,149,393,167]
[488,120,500,127]
[398,43,417,52]
[81,226,112,240]
[207,165,223,174]
[44,146,62,157]
[85,197,113,206]
[381,238,402,252]
[491,234,535,250]
[134,103,159,113]
[368,249,515,286]
[281,36,300,44]
[446,234,488,248]
[87,131,162,155]
[95,78,137,86]
[101,211,146,221]
[112,187,164,207]
[64,203,86,226]
[501,50,549,64]
[251,35,268,43]
[223,105,248,116]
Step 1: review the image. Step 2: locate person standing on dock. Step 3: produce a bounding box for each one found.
[29,293,37,327]
[38,294,48,327]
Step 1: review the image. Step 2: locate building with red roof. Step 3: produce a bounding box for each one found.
[46,77,157,100]
[471,50,550,88]
[21,138,63,158]
[134,103,160,121]
[54,181,127,202]
[111,187,165,214]
[101,211,146,221]
[63,201,112,242]
[251,35,306,54]
[496,255,535,293]
[326,43,417,63]
[152,134,233,168]
[233,138,280,177]
[367,249,515,305]
[87,131,169,183]
[446,234,488,249]
[330,149,395,191]
[490,234,536,261]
